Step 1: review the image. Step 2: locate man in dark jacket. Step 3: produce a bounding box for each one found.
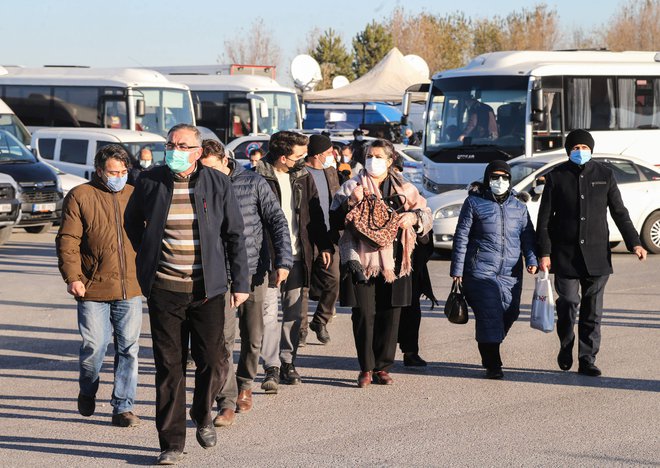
[199,139,292,426]
[301,134,341,345]
[57,144,142,428]
[255,131,333,391]
[126,124,249,465]
[537,129,647,377]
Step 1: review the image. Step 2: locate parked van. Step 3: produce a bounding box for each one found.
[31,128,166,179]
[0,98,31,147]
[0,172,21,244]
[0,129,62,233]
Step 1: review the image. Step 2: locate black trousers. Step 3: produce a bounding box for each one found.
[554,275,609,365]
[148,288,227,451]
[478,342,502,369]
[302,250,340,331]
[398,293,421,355]
[352,276,401,372]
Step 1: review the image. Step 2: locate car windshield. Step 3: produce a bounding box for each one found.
[0,129,37,163]
[509,160,548,185]
[425,76,529,160]
[122,141,166,165]
[401,147,423,162]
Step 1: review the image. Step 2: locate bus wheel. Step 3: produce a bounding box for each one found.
[641,211,660,254]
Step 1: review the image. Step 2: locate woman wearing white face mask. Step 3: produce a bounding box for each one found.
[330,139,432,388]
[450,160,538,379]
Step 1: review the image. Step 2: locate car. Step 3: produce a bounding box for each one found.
[40,160,87,197]
[0,129,63,233]
[0,172,21,245]
[225,134,270,163]
[394,144,423,191]
[427,153,660,254]
[31,128,166,179]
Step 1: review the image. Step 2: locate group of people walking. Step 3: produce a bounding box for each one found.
[55,125,646,465]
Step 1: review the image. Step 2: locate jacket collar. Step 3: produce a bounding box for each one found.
[256,155,308,182]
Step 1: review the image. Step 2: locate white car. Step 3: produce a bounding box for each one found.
[394,144,423,191]
[40,160,87,197]
[428,153,660,254]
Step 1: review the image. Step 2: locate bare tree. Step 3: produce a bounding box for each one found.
[221,17,281,65]
[501,4,561,50]
[602,0,660,50]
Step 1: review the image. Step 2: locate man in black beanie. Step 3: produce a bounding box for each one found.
[537,129,647,377]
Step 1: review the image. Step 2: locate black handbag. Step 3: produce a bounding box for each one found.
[444,281,469,324]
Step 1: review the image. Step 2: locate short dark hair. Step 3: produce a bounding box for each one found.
[248,148,263,158]
[269,131,308,158]
[94,144,130,170]
[201,139,226,160]
[167,123,202,145]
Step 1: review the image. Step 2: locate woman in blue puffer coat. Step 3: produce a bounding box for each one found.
[450,160,538,379]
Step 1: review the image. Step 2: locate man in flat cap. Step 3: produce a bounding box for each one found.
[536,129,647,377]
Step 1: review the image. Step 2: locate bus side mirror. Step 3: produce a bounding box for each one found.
[301,103,306,121]
[401,92,411,125]
[531,89,544,123]
[259,102,269,119]
[195,102,203,120]
[136,99,146,117]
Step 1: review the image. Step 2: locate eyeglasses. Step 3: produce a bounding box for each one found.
[489,174,511,181]
[165,142,200,151]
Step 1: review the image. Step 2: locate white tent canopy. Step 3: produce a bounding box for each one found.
[302,48,430,103]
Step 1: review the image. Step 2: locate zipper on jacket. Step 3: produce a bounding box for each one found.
[196,186,207,299]
[113,192,127,300]
[498,203,505,275]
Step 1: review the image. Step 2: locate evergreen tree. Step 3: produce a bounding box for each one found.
[352,21,394,78]
[309,29,354,90]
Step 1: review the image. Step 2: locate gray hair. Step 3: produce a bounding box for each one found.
[167,124,202,146]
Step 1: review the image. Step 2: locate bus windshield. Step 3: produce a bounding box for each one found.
[135,88,194,137]
[255,92,299,135]
[425,76,529,161]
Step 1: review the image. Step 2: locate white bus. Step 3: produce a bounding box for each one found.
[410,51,660,194]
[0,66,196,138]
[152,66,302,143]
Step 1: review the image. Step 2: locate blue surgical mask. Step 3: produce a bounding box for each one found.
[106,174,128,192]
[166,149,193,173]
[570,149,592,165]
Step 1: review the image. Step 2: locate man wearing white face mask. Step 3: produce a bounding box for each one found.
[56,144,143,427]
[537,129,647,377]
[301,134,341,345]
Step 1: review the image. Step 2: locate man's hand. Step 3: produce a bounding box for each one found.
[275,268,289,287]
[321,251,332,269]
[67,280,86,298]
[349,184,364,205]
[539,256,551,272]
[451,276,462,283]
[230,292,249,309]
[527,265,538,275]
[633,245,647,261]
[397,212,417,230]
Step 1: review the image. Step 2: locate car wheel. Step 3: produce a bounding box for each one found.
[641,211,660,254]
[0,226,11,245]
[24,223,52,234]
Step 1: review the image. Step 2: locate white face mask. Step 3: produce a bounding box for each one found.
[322,154,336,169]
[342,155,351,163]
[489,178,510,196]
[139,159,152,169]
[366,157,388,177]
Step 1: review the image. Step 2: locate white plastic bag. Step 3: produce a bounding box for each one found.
[530,270,555,333]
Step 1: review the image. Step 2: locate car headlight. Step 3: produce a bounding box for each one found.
[434,203,462,219]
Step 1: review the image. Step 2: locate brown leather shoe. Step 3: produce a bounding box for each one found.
[213,408,235,427]
[236,389,253,413]
[373,370,394,385]
[111,411,141,427]
[357,371,372,388]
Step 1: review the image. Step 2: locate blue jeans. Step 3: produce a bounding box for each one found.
[77,296,142,414]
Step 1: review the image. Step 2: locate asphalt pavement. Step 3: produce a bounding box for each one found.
[0,229,658,467]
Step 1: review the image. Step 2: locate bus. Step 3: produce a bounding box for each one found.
[0,66,196,138]
[406,51,660,194]
[151,66,302,143]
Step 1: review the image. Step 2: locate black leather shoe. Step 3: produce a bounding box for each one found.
[77,393,95,417]
[280,362,301,385]
[261,366,280,394]
[485,367,504,379]
[156,449,184,465]
[309,321,330,344]
[557,347,573,371]
[403,353,427,367]
[578,362,602,377]
[189,410,217,448]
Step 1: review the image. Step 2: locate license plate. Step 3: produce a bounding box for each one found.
[0,204,10,213]
[32,203,56,213]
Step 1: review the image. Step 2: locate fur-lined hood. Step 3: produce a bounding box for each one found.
[467,181,531,203]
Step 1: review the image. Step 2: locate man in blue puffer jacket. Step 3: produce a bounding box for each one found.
[199,140,292,426]
[451,160,538,379]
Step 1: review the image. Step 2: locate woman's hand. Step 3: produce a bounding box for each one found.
[349,184,364,205]
[527,265,538,275]
[397,212,417,229]
[451,276,462,283]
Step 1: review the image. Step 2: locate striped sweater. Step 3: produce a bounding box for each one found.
[154,172,204,293]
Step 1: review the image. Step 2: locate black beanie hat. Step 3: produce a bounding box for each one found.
[483,160,511,185]
[307,134,332,158]
[564,129,594,155]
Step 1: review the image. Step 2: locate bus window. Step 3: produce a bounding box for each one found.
[229,101,251,138]
[53,87,102,127]
[137,89,193,135]
[566,77,615,131]
[618,78,659,129]
[194,91,229,142]
[533,91,563,152]
[256,92,298,135]
[102,100,128,130]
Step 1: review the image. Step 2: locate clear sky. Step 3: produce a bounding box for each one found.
[2,0,624,82]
